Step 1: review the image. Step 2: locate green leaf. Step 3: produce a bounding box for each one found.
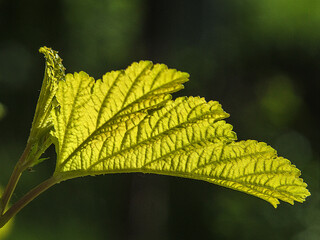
[25,47,65,167]
[29,47,65,141]
[51,61,310,207]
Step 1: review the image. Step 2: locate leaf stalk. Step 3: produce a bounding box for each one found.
[0,176,59,228]
[0,142,32,215]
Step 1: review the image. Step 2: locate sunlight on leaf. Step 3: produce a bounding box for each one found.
[50,61,310,207]
[22,47,66,167]
[30,47,65,140]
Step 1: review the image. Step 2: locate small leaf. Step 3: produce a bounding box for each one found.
[25,47,65,167]
[30,47,65,140]
[51,61,310,207]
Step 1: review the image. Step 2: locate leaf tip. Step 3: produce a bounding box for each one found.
[39,46,66,82]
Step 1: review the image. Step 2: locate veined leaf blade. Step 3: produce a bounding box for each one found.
[52,61,189,169]
[51,62,310,207]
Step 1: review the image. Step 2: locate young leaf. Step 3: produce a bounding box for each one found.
[51,62,310,207]
[0,48,65,219]
[24,47,66,167]
[30,47,65,140]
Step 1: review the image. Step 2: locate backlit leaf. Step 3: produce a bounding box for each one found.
[25,47,66,167]
[51,61,310,207]
[30,47,65,140]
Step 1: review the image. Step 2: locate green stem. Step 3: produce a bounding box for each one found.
[0,142,32,215]
[0,176,59,228]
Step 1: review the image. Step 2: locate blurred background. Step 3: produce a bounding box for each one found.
[0,0,319,239]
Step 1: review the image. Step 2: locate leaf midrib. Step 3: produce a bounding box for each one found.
[63,103,230,172]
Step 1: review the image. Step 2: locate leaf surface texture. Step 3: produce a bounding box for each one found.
[51,61,310,207]
[30,47,66,138]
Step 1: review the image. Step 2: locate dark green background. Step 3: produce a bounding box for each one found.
[0,0,319,239]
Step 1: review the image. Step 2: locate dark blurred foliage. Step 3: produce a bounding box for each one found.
[0,0,319,239]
